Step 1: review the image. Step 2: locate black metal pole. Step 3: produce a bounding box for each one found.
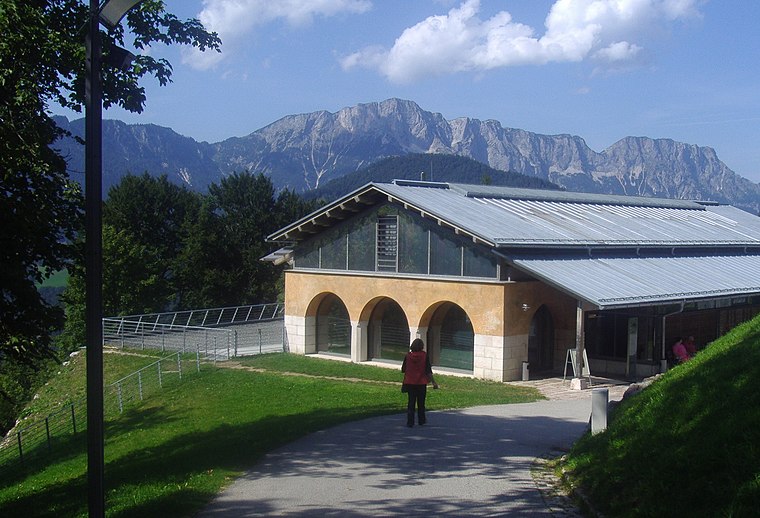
[85,0,105,515]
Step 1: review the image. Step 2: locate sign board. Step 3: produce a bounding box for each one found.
[563,348,592,383]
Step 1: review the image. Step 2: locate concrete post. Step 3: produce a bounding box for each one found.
[591,388,608,435]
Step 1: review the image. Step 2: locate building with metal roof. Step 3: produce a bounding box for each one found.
[265,180,760,383]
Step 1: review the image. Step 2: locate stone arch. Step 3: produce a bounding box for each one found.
[309,293,351,357]
[528,304,555,372]
[421,302,474,371]
[362,297,410,362]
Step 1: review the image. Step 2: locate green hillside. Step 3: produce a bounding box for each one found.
[562,314,760,517]
[306,153,560,201]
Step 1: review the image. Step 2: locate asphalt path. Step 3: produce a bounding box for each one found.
[197,398,591,517]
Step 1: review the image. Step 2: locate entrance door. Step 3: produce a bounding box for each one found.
[528,305,554,371]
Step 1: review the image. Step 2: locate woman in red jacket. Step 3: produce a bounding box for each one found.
[401,338,438,427]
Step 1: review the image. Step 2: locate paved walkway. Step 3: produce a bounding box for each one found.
[197,377,629,517]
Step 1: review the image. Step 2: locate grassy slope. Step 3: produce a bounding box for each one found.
[0,352,540,517]
[563,314,760,517]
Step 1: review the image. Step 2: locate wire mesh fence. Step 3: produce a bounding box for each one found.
[0,351,201,471]
[103,303,286,359]
[0,304,287,472]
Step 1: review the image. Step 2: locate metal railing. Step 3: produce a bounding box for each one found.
[103,303,286,359]
[0,351,200,469]
[111,303,284,329]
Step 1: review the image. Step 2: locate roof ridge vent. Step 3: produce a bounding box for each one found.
[392,179,450,189]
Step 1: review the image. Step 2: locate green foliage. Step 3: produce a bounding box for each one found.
[0,359,57,436]
[0,351,541,516]
[177,171,318,307]
[0,0,218,371]
[59,171,317,334]
[562,314,760,517]
[103,173,203,311]
[307,153,561,202]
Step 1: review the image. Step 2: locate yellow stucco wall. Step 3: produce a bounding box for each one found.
[283,269,579,381]
[285,271,508,335]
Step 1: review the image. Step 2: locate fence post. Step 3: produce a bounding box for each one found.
[196,344,200,372]
[71,402,77,434]
[213,337,217,365]
[183,327,186,354]
[177,353,182,380]
[234,329,238,358]
[117,383,123,413]
[138,371,143,401]
[17,430,23,464]
[158,360,163,388]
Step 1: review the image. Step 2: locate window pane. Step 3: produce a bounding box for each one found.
[321,230,346,270]
[398,212,428,274]
[297,237,320,268]
[317,296,351,356]
[439,305,474,370]
[463,245,497,278]
[347,214,376,271]
[430,230,461,276]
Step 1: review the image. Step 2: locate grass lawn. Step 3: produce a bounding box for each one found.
[0,351,541,517]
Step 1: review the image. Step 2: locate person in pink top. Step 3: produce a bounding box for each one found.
[672,337,690,364]
[401,338,438,427]
[684,335,697,356]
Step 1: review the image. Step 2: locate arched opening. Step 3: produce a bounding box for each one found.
[368,299,410,361]
[426,303,474,371]
[315,294,351,356]
[528,305,555,372]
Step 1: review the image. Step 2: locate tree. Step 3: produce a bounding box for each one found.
[62,173,203,346]
[0,0,219,369]
[104,173,202,309]
[177,172,318,307]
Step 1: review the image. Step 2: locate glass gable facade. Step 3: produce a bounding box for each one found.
[295,204,497,279]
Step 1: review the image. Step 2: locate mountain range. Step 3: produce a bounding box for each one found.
[53,98,760,213]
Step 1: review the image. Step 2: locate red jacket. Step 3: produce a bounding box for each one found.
[402,351,432,385]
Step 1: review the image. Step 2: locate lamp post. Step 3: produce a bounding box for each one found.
[85,1,141,516]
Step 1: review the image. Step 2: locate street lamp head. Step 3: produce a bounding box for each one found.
[105,45,136,71]
[99,0,143,28]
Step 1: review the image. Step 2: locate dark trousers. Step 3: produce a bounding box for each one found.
[406,384,427,425]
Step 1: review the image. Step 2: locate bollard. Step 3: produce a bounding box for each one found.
[522,361,529,381]
[591,388,608,434]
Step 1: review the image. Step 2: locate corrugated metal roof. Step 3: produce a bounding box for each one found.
[511,254,760,309]
[375,182,760,247]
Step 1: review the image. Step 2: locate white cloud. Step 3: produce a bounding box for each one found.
[183,0,372,70]
[594,41,642,62]
[341,0,702,83]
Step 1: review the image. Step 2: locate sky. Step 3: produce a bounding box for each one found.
[67,0,760,182]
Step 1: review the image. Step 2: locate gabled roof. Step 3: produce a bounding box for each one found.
[269,180,760,250]
[268,180,760,310]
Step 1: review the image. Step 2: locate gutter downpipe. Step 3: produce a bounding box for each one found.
[661,301,685,372]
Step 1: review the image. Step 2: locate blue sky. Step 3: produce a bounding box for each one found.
[76,0,760,182]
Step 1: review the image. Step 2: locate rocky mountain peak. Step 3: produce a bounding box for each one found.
[53,98,760,213]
